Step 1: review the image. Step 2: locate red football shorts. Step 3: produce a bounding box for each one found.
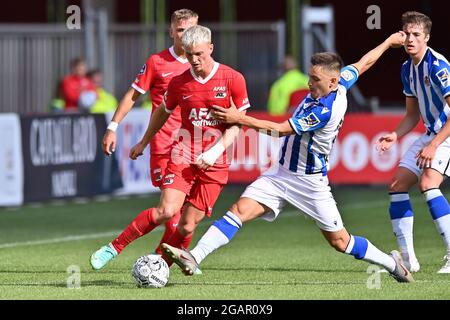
[160,162,228,217]
[150,154,171,188]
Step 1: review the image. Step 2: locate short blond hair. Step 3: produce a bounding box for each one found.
[181,25,211,48]
[171,9,198,25]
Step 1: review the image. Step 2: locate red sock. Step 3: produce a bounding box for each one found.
[111,208,159,254]
[160,229,193,266]
[154,211,181,255]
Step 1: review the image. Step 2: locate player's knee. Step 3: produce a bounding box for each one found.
[155,206,178,224]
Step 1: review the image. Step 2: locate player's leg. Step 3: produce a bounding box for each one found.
[388,166,420,271]
[420,168,450,273]
[388,137,425,271]
[162,197,271,275]
[150,154,184,256]
[90,187,186,270]
[320,227,414,282]
[162,175,282,275]
[283,173,414,282]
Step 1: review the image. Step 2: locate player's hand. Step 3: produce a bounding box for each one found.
[195,154,213,171]
[103,130,116,156]
[416,144,437,169]
[376,132,398,154]
[195,142,226,170]
[212,97,241,124]
[129,141,146,160]
[388,31,406,48]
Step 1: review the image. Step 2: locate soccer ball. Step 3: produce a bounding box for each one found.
[132,254,169,288]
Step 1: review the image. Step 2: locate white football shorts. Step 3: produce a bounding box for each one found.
[399,133,450,177]
[240,166,344,232]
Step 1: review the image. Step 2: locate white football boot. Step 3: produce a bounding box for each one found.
[437,254,450,274]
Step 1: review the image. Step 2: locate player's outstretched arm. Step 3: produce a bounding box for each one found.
[351,31,406,76]
[103,88,141,155]
[129,102,171,160]
[212,101,293,137]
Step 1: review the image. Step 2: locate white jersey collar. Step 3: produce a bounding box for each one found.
[169,46,188,64]
[190,62,220,84]
[413,47,429,67]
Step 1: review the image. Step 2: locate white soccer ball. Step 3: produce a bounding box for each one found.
[132,254,169,288]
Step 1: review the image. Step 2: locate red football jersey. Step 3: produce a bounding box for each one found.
[131,46,190,155]
[164,62,250,169]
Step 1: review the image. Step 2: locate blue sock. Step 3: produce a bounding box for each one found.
[345,235,368,259]
[212,211,242,241]
[389,193,416,259]
[424,189,450,249]
[190,211,242,264]
[345,235,395,271]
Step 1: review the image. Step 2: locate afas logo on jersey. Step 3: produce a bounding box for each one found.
[437,68,450,88]
[138,64,146,75]
[214,86,227,99]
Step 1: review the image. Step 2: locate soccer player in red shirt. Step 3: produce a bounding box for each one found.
[90,9,198,270]
[124,24,250,273]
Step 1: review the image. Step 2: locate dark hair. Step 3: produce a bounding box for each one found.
[171,9,199,24]
[402,11,432,34]
[310,52,343,74]
[87,68,101,78]
[70,57,85,68]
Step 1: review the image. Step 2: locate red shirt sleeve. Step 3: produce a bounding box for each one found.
[131,56,155,94]
[230,72,250,111]
[163,78,179,113]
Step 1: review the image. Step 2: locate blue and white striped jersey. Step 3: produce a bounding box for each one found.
[401,47,450,134]
[279,65,359,176]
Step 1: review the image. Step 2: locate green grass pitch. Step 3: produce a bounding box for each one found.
[0,186,449,300]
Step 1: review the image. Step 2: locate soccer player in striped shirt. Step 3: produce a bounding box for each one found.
[161,32,416,282]
[377,11,450,274]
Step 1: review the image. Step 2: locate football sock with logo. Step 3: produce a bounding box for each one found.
[190,211,242,264]
[424,189,450,250]
[111,208,159,254]
[389,192,417,261]
[155,211,181,255]
[344,235,396,272]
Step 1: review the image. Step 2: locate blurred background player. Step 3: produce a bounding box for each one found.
[162,32,416,283]
[123,24,250,274]
[86,69,117,114]
[267,55,309,115]
[90,9,199,270]
[377,11,450,274]
[59,57,96,112]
